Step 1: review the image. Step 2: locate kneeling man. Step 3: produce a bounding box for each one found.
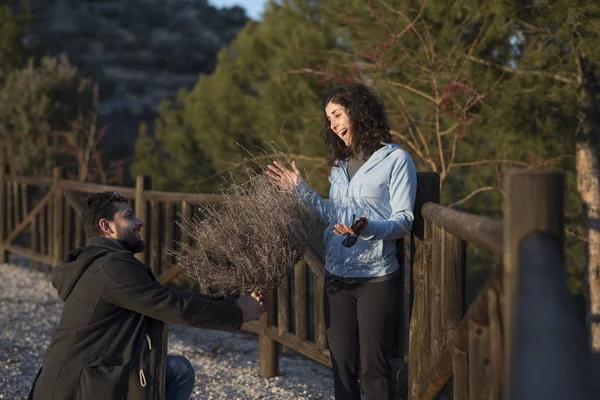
[29,191,265,400]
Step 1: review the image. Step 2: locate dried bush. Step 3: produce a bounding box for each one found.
[174,151,317,296]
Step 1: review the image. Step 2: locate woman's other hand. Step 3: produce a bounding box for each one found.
[333,216,368,236]
[266,160,302,190]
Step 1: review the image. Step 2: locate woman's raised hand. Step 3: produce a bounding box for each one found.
[266,160,302,190]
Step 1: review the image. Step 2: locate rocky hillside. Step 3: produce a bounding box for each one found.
[24,0,250,169]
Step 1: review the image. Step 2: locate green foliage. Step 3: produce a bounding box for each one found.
[132,0,339,194]
[456,0,600,295]
[0,56,93,175]
[131,119,214,191]
[0,0,30,75]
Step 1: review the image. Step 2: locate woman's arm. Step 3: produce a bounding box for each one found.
[360,151,417,241]
[267,160,333,224]
[294,180,333,225]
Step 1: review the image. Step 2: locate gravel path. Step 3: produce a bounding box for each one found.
[0,262,334,400]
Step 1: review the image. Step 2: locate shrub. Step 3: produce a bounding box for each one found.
[174,150,317,296]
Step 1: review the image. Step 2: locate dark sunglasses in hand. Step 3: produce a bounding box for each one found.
[342,215,367,248]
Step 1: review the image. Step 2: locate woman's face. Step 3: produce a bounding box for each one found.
[325,102,352,147]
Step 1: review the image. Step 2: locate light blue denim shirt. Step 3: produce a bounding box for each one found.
[296,143,417,278]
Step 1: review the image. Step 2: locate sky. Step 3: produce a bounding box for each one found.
[210,0,269,21]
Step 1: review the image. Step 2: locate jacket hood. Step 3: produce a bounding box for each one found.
[52,237,129,301]
[371,142,400,159]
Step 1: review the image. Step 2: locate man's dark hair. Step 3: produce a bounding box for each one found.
[81,191,129,237]
[320,83,392,166]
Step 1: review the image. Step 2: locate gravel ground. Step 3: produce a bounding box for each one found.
[0,261,334,400]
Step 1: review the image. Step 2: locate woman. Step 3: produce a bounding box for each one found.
[267,83,417,400]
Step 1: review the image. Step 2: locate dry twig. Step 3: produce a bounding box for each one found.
[173,146,318,296]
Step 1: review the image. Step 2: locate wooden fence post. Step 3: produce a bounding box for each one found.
[503,170,562,397]
[295,260,309,341]
[150,201,161,277]
[503,170,594,399]
[407,172,440,399]
[52,167,63,265]
[135,175,151,265]
[277,274,290,337]
[0,162,6,264]
[259,289,278,377]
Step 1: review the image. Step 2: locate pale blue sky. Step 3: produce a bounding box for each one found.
[209,0,269,20]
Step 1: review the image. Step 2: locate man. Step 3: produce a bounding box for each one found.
[29,191,266,400]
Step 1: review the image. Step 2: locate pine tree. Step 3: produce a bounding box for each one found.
[457,0,600,361]
[0,56,94,176]
[0,0,29,75]
[132,0,340,194]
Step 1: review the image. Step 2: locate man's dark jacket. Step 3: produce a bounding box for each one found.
[28,237,243,400]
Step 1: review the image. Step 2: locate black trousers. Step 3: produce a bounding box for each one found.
[324,273,400,400]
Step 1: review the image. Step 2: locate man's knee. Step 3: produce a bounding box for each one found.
[167,355,195,380]
[165,355,195,400]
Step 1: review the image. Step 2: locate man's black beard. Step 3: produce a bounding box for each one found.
[121,231,146,254]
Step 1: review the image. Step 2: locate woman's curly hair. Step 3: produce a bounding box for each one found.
[321,83,392,166]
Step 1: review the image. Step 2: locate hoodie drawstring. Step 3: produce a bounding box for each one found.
[139,369,147,387]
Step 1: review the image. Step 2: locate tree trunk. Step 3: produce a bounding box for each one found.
[576,58,600,357]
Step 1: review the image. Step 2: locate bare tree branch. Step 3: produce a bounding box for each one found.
[386,85,430,158]
[449,155,573,170]
[467,19,488,58]
[390,128,436,171]
[379,0,426,41]
[433,77,446,179]
[464,54,576,85]
[183,153,327,185]
[385,79,438,103]
[386,83,434,161]
[376,0,433,63]
[450,159,531,168]
[447,186,496,208]
[448,132,459,175]
[566,227,590,243]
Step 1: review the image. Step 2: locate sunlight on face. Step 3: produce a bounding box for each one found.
[326,102,353,147]
[103,202,145,253]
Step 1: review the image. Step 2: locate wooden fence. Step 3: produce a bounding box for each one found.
[0,166,596,399]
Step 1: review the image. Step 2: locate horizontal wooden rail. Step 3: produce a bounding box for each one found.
[7,244,54,265]
[421,202,503,254]
[302,246,325,280]
[265,327,331,367]
[4,190,53,246]
[60,180,136,197]
[241,320,260,335]
[62,189,83,215]
[144,190,227,204]
[5,175,52,187]
[418,268,502,400]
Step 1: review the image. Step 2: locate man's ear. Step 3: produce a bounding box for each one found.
[98,219,113,235]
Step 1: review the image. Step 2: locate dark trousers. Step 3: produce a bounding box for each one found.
[324,274,399,400]
[165,355,195,400]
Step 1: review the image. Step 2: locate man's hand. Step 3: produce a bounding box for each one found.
[236,290,267,322]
